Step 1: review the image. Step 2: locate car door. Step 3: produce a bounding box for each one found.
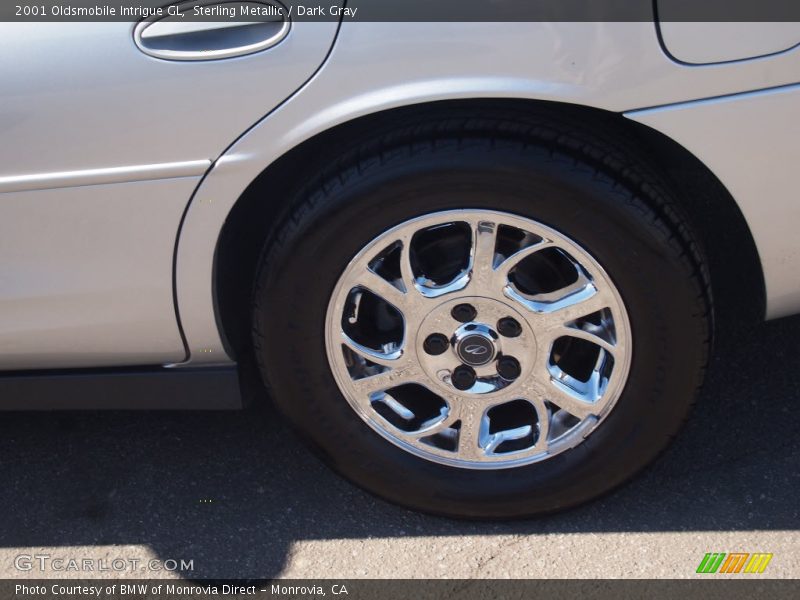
[0,4,341,370]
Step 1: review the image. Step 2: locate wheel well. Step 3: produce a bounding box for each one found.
[214,99,765,360]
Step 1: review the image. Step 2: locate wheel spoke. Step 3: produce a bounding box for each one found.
[533,349,611,419]
[534,270,596,310]
[495,239,554,281]
[482,424,532,453]
[464,390,551,457]
[356,268,407,308]
[468,219,498,292]
[399,236,417,295]
[544,325,617,356]
[509,385,552,452]
[585,348,613,401]
[455,400,490,460]
[350,363,422,396]
[507,266,603,314]
[531,398,551,452]
[543,377,599,420]
[405,411,459,439]
[341,332,404,368]
[524,286,614,335]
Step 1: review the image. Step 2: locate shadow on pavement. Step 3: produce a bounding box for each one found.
[0,315,798,578]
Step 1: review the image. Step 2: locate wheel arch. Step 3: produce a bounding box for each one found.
[213,98,765,360]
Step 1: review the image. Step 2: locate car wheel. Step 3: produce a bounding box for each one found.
[252,129,710,518]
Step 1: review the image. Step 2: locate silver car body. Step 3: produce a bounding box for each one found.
[1,20,798,375]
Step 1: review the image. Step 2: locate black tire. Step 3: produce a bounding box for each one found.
[252,117,711,518]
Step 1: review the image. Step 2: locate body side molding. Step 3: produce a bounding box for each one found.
[0,160,211,194]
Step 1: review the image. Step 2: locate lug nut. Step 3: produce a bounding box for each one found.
[451,303,477,323]
[497,317,522,338]
[423,333,449,356]
[497,356,522,381]
[451,365,477,391]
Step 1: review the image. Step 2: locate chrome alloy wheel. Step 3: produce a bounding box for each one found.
[325,210,632,469]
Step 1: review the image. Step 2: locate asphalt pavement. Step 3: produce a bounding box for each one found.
[0,315,798,579]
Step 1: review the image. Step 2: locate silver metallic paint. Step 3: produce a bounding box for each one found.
[657,22,800,64]
[1,21,798,373]
[628,84,800,319]
[0,21,341,176]
[175,23,800,365]
[0,17,340,369]
[0,178,198,369]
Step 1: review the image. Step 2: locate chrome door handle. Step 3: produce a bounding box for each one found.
[134,1,290,61]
